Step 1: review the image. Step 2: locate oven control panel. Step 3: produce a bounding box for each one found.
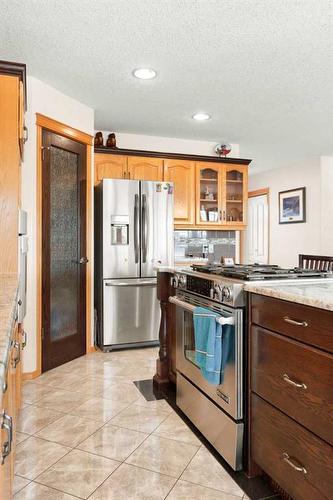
[172,271,244,307]
[186,275,212,298]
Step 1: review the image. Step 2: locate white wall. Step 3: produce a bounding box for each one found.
[320,156,333,255]
[22,76,94,373]
[247,159,322,268]
[96,131,240,157]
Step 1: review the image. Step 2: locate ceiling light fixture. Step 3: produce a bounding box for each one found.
[133,68,157,80]
[192,112,211,121]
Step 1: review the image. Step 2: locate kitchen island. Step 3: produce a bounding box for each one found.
[246,280,333,500]
[245,279,333,311]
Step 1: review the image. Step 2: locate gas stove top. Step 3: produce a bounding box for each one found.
[172,263,332,308]
[190,263,332,281]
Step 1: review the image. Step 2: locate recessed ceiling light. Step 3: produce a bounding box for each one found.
[192,112,211,121]
[133,68,157,80]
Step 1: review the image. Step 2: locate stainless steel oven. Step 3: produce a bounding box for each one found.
[170,290,244,471]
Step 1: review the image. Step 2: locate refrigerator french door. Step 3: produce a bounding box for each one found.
[95,179,174,350]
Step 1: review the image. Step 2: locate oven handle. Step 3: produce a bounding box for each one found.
[169,296,235,326]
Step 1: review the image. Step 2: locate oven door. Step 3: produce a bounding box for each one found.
[171,291,243,420]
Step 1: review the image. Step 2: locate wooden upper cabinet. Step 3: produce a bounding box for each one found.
[94,153,126,184]
[195,162,224,226]
[224,164,248,225]
[127,156,163,181]
[164,159,195,226]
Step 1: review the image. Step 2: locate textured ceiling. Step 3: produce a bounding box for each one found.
[1,0,332,172]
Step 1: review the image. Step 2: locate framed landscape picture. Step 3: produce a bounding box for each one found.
[279,187,306,224]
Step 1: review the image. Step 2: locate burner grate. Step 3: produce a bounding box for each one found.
[190,264,332,281]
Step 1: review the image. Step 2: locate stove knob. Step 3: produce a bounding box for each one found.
[213,284,223,301]
[179,275,187,288]
[222,286,233,302]
[172,275,179,288]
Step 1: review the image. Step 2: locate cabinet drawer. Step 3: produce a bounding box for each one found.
[251,394,333,500]
[250,294,333,353]
[251,326,333,445]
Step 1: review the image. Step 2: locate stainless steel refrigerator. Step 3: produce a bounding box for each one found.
[95,179,174,350]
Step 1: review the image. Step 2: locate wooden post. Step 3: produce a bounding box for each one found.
[153,272,171,387]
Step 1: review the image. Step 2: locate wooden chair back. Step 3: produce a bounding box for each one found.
[299,254,333,271]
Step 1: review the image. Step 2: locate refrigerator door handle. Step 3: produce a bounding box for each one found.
[134,194,139,263]
[142,194,148,263]
[105,280,156,287]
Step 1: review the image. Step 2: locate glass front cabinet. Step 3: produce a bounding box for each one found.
[224,164,248,226]
[195,162,248,227]
[195,163,224,226]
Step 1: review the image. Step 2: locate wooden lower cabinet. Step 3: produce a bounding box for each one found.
[248,293,333,500]
[0,322,22,499]
[0,381,12,500]
[251,394,333,500]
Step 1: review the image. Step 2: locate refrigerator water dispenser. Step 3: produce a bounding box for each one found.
[111,215,129,245]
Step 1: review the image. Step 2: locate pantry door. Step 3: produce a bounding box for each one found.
[42,130,87,372]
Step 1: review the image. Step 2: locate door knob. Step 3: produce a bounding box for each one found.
[79,257,89,264]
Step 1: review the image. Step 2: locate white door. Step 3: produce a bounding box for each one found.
[246,194,269,264]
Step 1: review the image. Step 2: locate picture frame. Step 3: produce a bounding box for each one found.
[279,187,306,224]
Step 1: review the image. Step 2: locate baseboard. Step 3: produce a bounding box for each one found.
[22,369,41,381]
[87,345,97,353]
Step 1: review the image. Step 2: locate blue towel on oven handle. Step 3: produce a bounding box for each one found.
[193,306,223,385]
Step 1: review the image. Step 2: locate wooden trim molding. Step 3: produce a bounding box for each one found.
[22,370,40,381]
[0,59,26,108]
[36,114,93,146]
[249,188,270,198]
[95,147,252,165]
[36,115,93,376]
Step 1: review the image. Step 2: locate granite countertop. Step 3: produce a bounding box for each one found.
[245,280,333,312]
[0,274,19,403]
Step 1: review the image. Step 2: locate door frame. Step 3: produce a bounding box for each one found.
[34,113,93,378]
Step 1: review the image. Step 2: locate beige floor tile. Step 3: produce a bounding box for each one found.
[90,462,176,500]
[109,404,170,433]
[167,480,243,499]
[22,382,52,404]
[153,412,201,446]
[36,449,120,499]
[78,424,148,461]
[15,436,70,480]
[13,475,30,495]
[36,389,88,412]
[181,447,244,497]
[35,414,102,447]
[37,371,83,389]
[101,381,142,403]
[16,431,30,444]
[69,396,130,423]
[15,482,78,499]
[17,405,63,434]
[134,394,173,412]
[126,434,199,478]
[64,376,111,395]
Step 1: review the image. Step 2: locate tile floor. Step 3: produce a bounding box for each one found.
[14,347,249,499]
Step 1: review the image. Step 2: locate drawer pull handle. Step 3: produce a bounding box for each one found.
[283,316,308,327]
[283,452,307,474]
[283,373,307,390]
